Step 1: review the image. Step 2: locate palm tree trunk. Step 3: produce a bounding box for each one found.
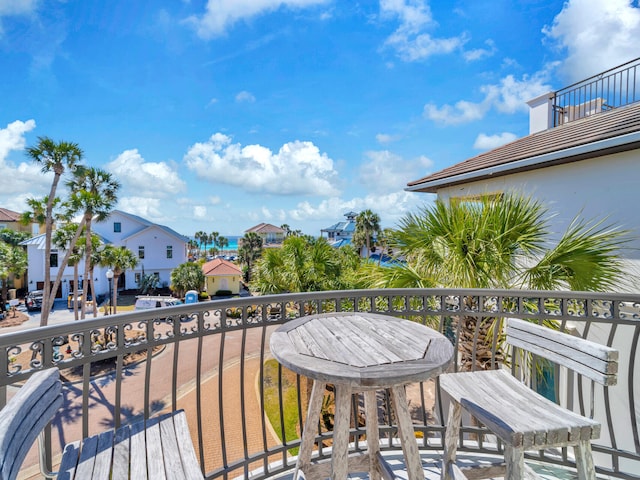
[73,263,79,321]
[81,216,92,320]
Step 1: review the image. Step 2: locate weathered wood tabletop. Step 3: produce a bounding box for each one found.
[270,312,454,480]
[270,311,454,389]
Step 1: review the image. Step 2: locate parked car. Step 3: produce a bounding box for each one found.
[25,290,44,312]
[134,296,182,310]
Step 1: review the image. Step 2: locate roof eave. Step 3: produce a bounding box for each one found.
[406,131,640,194]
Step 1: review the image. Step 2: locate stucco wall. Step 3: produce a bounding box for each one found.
[205,275,241,295]
[434,149,640,289]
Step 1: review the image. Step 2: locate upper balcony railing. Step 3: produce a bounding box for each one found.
[552,57,640,127]
[2,288,639,479]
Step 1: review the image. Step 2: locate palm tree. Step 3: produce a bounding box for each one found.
[362,194,629,371]
[280,224,291,237]
[100,245,138,314]
[52,223,85,320]
[218,236,229,254]
[353,209,381,258]
[238,232,263,282]
[67,166,120,319]
[252,236,359,294]
[25,137,83,325]
[170,262,205,298]
[194,231,206,258]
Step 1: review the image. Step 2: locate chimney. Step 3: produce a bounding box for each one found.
[526,92,555,134]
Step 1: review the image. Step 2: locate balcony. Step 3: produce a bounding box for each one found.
[3,288,639,479]
[552,57,640,127]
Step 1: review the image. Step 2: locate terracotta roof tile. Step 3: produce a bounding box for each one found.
[202,258,242,276]
[0,208,21,222]
[408,102,640,191]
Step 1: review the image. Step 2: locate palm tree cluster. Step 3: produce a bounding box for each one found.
[352,209,381,258]
[251,236,361,294]
[21,137,121,325]
[361,194,629,371]
[194,231,229,258]
[238,232,263,282]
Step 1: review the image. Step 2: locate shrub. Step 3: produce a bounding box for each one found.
[215,290,232,297]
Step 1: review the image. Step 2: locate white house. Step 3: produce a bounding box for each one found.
[406,61,640,289]
[406,59,640,463]
[92,210,188,292]
[22,210,188,299]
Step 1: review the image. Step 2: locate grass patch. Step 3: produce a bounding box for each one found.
[263,359,308,455]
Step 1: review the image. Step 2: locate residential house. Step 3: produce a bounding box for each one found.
[406,59,640,460]
[22,210,188,299]
[407,59,640,284]
[92,210,188,292]
[202,258,242,295]
[0,208,33,234]
[243,223,285,246]
[0,207,39,294]
[320,211,357,247]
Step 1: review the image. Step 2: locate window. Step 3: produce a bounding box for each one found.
[138,246,145,259]
[114,222,121,233]
[135,273,141,284]
[153,272,160,281]
[166,245,173,259]
[50,251,58,268]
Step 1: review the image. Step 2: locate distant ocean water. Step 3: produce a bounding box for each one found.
[189,235,240,252]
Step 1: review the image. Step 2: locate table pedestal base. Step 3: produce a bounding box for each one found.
[294,381,424,480]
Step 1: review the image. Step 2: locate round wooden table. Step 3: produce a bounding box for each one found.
[270,312,454,480]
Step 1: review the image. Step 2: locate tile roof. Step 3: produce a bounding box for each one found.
[0,208,21,222]
[202,258,242,276]
[407,102,640,193]
[244,223,285,234]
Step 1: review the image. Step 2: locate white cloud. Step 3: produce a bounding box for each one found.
[544,0,640,83]
[380,0,467,61]
[288,191,424,228]
[424,69,553,125]
[463,39,496,62]
[185,0,329,39]
[0,119,51,201]
[117,197,163,221]
[0,0,37,16]
[106,149,186,197]
[209,195,222,205]
[359,150,434,193]
[0,119,35,162]
[184,133,340,196]
[235,90,256,103]
[193,206,208,219]
[376,133,401,144]
[207,98,218,107]
[473,132,517,150]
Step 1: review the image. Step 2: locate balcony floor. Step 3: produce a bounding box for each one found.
[266,450,608,480]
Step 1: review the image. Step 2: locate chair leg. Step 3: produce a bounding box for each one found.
[505,445,525,480]
[574,440,596,480]
[441,401,462,480]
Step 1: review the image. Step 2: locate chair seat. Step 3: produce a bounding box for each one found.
[440,369,600,449]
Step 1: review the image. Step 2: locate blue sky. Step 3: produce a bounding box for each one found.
[1,0,639,237]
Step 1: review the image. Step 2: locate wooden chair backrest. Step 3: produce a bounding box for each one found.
[506,318,618,386]
[0,368,62,480]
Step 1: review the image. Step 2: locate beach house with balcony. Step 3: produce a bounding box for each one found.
[407,58,640,285]
[320,211,358,247]
[244,223,285,247]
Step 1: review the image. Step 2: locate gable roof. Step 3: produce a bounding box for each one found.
[245,223,285,234]
[0,208,21,223]
[111,210,189,243]
[202,258,242,276]
[407,101,640,193]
